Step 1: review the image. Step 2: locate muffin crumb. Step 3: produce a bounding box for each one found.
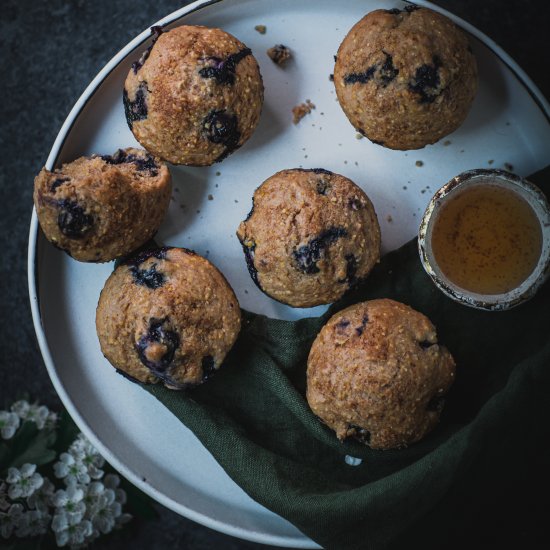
[292,100,316,124]
[267,44,291,65]
[254,25,267,34]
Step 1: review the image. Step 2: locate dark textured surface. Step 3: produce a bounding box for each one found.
[0,1,547,548]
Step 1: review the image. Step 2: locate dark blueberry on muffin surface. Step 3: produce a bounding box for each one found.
[292,228,348,275]
[123,83,149,127]
[198,48,252,84]
[136,318,179,373]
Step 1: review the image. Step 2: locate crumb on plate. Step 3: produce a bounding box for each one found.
[267,44,291,65]
[292,99,315,124]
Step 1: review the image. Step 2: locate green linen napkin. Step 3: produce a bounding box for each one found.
[144,167,550,550]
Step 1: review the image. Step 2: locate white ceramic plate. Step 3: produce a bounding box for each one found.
[28,0,550,547]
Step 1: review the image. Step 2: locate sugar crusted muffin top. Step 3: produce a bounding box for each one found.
[96,247,241,388]
[307,298,456,449]
[33,148,171,262]
[334,6,478,149]
[124,25,264,166]
[237,168,380,308]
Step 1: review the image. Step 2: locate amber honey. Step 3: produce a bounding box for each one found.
[431,184,542,295]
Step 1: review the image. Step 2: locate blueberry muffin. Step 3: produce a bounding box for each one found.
[307,299,456,449]
[33,148,171,262]
[124,25,264,166]
[236,169,380,308]
[96,247,241,388]
[334,6,478,150]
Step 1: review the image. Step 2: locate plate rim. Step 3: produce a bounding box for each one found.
[27,0,550,547]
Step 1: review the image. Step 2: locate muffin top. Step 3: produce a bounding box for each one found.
[96,247,241,388]
[33,148,171,262]
[124,25,264,165]
[334,6,478,149]
[237,169,380,308]
[307,299,456,449]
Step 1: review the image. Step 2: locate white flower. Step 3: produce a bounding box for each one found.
[27,477,55,514]
[0,483,9,512]
[0,503,24,539]
[90,487,121,535]
[68,435,105,481]
[52,512,93,547]
[52,485,86,524]
[84,477,131,534]
[11,401,50,430]
[54,453,91,486]
[103,473,127,505]
[10,400,30,419]
[14,508,51,538]
[82,481,105,513]
[45,411,59,430]
[26,405,50,430]
[116,512,132,528]
[0,411,20,439]
[68,434,93,461]
[6,464,44,499]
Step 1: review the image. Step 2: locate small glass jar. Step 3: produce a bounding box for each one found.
[418,169,550,310]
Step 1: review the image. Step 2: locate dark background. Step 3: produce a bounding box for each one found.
[1,1,548,548]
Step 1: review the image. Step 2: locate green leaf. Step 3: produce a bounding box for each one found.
[52,410,79,455]
[0,441,11,470]
[121,478,159,520]
[0,422,57,473]
[0,536,46,549]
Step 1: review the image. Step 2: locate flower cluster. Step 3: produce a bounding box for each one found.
[0,401,132,548]
[0,400,58,440]
[50,434,131,546]
[10,400,58,431]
